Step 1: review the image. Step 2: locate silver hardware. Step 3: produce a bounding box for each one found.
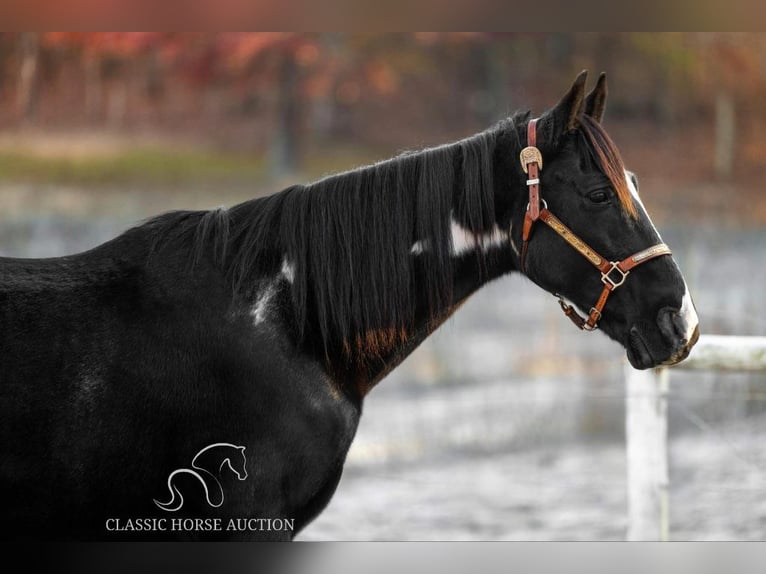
[525,199,548,212]
[583,309,600,331]
[601,262,629,289]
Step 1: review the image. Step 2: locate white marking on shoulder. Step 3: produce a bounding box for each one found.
[409,216,508,256]
[410,240,426,255]
[251,283,277,326]
[679,283,700,343]
[450,218,507,256]
[508,221,520,256]
[281,257,295,284]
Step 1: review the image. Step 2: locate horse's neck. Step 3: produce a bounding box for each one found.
[323,133,526,398]
[253,124,528,399]
[349,245,515,397]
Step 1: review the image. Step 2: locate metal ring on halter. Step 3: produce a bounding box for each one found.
[601,261,630,289]
[526,199,547,212]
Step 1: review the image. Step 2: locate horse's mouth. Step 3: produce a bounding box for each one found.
[626,327,655,370]
[625,323,700,370]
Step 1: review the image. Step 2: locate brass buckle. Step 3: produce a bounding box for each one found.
[519,146,543,173]
[601,262,629,289]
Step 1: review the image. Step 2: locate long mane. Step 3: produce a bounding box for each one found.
[146,124,503,361]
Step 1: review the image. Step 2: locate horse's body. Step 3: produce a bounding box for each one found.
[0,72,698,540]
[0,228,365,539]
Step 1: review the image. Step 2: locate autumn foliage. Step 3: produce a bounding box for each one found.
[2,33,766,182]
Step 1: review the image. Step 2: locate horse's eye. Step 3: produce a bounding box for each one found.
[589,190,610,204]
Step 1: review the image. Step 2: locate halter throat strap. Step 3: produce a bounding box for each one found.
[517,118,672,331]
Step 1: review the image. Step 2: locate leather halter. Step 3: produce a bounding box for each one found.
[518,118,672,331]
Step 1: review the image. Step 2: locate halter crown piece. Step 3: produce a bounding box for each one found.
[518,118,672,331]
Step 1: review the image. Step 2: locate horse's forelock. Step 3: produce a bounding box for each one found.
[579,115,637,219]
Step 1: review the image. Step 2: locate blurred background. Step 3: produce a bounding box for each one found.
[1,32,765,540]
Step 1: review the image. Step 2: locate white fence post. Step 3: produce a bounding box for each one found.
[624,334,766,541]
[625,364,669,541]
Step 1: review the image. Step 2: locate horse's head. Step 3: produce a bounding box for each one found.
[502,71,699,369]
[224,445,248,481]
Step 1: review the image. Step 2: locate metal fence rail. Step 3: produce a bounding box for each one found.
[625,334,766,541]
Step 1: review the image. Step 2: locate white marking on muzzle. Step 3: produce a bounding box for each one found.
[626,170,699,343]
[679,283,700,344]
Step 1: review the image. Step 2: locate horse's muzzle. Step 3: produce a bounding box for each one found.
[626,307,700,369]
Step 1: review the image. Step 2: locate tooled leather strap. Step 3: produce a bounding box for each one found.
[517,118,673,330]
[519,118,542,273]
[546,211,672,330]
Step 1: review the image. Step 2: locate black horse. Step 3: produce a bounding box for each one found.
[0,72,698,540]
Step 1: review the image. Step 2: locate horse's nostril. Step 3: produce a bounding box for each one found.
[657,306,697,349]
[656,306,700,366]
[657,307,682,344]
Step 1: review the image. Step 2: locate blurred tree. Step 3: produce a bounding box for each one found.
[628,33,766,178]
[42,32,162,123]
[3,32,765,183]
[469,34,511,125]
[17,33,38,122]
[217,33,307,175]
[272,40,301,175]
[692,33,766,179]
[629,33,696,123]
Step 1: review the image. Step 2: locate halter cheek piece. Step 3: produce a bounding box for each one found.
[518,118,672,331]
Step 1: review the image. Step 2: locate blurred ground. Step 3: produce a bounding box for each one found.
[300,414,766,541]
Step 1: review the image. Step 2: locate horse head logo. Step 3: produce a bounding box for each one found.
[154,443,248,512]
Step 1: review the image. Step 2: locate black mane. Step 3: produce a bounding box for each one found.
[143,120,520,360]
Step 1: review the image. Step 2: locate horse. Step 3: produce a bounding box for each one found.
[154,443,247,512]
[0,71,699,540]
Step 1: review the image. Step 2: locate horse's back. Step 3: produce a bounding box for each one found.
[0,234,151,374]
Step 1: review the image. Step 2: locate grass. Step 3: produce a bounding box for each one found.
[0,142,392,189]
[0,147,270,187]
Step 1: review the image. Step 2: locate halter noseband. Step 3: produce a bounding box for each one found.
[518,118,672,331]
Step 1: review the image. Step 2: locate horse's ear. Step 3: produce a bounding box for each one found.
[584,72,608,123]
[537,70,587,149]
